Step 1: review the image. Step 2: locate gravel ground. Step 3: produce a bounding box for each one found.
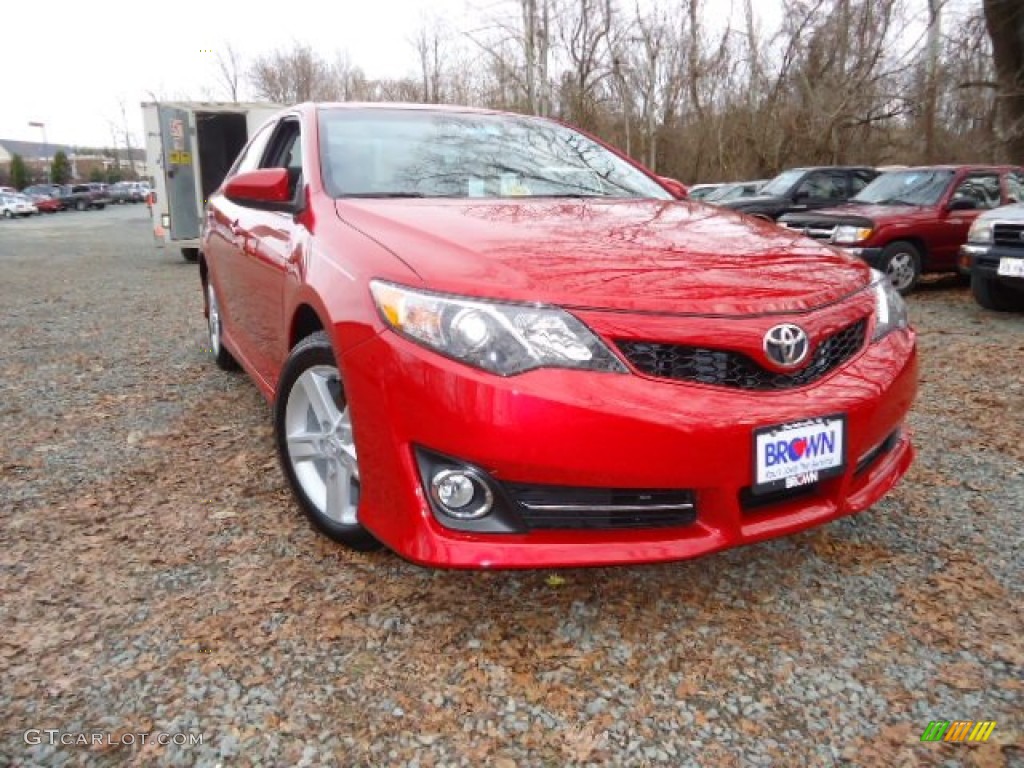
[0,205,1021,767]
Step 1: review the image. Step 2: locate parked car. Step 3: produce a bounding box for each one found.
[56,184,109,211]
[687,183,725,201]
[0,194,38,217]
[197,102,917,569]
[128,181,152,201]
[719,166,880,220]
[959,203,1024,311]
[108,182,139,204]
[22,184,63,199]
[778,165,1023,293]
[704,180,768,203]
[24,193,61,213]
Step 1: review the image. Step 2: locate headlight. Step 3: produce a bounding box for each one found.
[833,225,873,244]
[871,269,909,341]
[967,218,993,244]
[369,280,628,376]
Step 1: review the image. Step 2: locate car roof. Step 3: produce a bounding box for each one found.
[886,164,1023,172]
[785,166,879,172]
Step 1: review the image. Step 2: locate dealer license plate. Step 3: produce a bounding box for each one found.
[752,415,846,494]
[997,257,1024,278]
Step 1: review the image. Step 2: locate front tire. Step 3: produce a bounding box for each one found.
[75,200,86,212]
[205,281,239,370]
[274,331,381,551]
[880,241,922,294]
[972,272,1024,311]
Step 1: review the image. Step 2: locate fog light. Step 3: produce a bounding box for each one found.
[430,469,493,519]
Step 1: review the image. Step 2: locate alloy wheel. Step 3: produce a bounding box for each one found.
[207,283,222,357]
[284,366,360,526]
[886,252,916,293]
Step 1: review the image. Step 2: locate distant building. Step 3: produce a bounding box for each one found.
[0,139,146,182]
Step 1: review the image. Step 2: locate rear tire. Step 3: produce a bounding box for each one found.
[205,281,240,371]
[880,241,922,294]
[274,331,381,552]
[971,272,1024,312]
[182,248,199,263]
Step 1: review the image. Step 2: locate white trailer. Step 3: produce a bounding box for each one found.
[141,101,282,261]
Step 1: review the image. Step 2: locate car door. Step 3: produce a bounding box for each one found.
[231,116,304,387]
[934,172,1002,269]
[204,121,275,369]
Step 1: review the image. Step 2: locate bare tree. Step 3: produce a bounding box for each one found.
[216,43,244,102]
[249,43,339,103]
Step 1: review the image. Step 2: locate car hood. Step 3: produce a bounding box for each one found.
[976,202,1024,223]
[718,194,785,210]
[334,198,872,315]
[780,202,935,227]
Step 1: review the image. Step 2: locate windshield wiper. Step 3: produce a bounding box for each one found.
[521,192,607,198]
[874,198,918,206]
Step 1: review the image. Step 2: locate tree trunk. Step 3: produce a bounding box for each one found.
[984,0,1024,160]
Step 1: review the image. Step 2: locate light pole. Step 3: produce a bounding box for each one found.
[28,121,49,181]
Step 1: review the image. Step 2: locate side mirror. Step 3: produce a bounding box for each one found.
[658,176,689,200]
[947,198,977,212]
[793,189,811,203]
[224,168,292,210]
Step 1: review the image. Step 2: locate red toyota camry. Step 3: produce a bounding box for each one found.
[198,103,917,569]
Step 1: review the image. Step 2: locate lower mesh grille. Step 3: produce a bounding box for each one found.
[616,319,868,390]
[502,484,697,531]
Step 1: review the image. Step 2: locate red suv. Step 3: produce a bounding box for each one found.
[778,166,1024,293]
[197,103,917,569]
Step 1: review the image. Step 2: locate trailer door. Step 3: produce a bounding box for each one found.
[158,105,200,241]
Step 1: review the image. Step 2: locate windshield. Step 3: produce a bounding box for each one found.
[759,169,806,197]
[318,109,672,200]
[853,170,955,206]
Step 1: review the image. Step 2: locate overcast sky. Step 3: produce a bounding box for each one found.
[5,0,932,151]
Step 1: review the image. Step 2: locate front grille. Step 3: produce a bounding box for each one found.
[993,223,1024,248]
[617,319,868,391]
[739,482,819,512]
[781,222,837,241]
[502,483,697,531]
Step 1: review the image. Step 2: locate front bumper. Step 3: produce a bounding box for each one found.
[965,243,1024,286]
[340,322,918,569]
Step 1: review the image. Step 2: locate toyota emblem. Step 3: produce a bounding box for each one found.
[763,324,810,367]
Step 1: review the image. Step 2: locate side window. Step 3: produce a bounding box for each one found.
[796,172,843,201]
[951,174,1001,210]
[1006,172,1024,203]
[260,119,303,199]
[227,122,274,179]
[850,171,874,195]
[830,172,850,198]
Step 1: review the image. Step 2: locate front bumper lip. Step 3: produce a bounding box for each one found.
[341,325,918,569]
